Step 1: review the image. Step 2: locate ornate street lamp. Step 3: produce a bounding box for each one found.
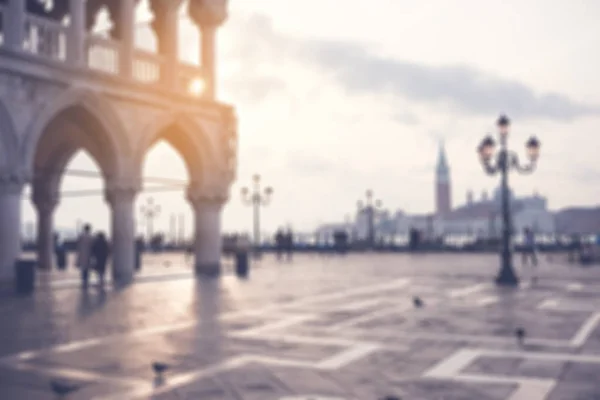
[140,197,161,241]
[478,115,541,286]
[241,174,273,257]
[357,190,383,248]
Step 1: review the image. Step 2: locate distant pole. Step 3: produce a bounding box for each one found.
[178,213,185,246]
[241,174,273,258]
[169,213,176,244]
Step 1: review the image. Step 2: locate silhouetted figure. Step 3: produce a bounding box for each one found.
[54,233,67,271]
[284,229,294,261]
[50,379,80,397]
[333,230,349,254]
[515,327,526,345]
[568,233,582,264]
[92,232,110,287]
[408,227,421,252]
[275,229,285,261]
[152,361,169,376]
[76,224,93,289]
[413,296,424,308]
[521,227,538,268]
[135,236,144,271]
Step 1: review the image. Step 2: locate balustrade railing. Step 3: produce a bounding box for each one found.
[1,18,210,98]
[86,35,121,75]
[133,50,164,84]
[22,13,68,62]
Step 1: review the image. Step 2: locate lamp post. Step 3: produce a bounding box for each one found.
[241,174,273,257]
[357,190,382,248]
[478,115,541,286]
[140,197,161,241]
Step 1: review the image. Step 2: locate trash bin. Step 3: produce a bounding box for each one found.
[235,251,249,278]
[15,257,36,294]
[235,235,251,278]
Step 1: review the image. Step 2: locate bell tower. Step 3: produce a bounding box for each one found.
[435,141,452,215]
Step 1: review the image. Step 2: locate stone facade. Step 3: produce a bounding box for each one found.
[0,0,236,283]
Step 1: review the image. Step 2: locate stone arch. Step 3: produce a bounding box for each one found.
[134,113,217,185]
[22,87,131,178]
[0,99,19,172]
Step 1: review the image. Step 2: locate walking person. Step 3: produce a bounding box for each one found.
[274,229,284,261]
[522,227,538,281]
[92,232,110,287]
[285,228,294,261]
[54,233,67,271]
[76,224,94,289]
[135,236,144,272]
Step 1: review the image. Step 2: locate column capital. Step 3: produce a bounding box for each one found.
[186,187,227,211]
[0,172,28,195]
[188,0,228,28]
[105,179,141,205]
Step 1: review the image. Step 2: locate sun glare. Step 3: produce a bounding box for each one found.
[189,78,205,96]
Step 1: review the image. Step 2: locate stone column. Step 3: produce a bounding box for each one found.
[5,0,26,51]
[188,0,228,100]
[150,0,181,87]
[119,0,136,78]
[200,25,217,99]
[32,196,58,271]
[106,185,138,284]
[67,0,87,66]
[0,177,25,282]
[187,192,225,277]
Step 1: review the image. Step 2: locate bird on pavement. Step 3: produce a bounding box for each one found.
[515,327,526,345]
[413,296,424,308]
[50,380,80,397]
[152,362,170,375]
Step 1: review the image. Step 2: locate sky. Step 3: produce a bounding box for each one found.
[20,0,600,239]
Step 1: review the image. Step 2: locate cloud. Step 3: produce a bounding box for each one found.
[230,14,600,121]
[222,75,287,103]
[393,111,420,126]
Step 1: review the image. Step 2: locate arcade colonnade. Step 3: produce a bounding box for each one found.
[0,0,237,284]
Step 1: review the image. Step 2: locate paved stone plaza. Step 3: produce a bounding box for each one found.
[1,253,600,399]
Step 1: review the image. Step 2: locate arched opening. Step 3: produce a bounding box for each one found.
[136,121,205,269]
[24,102,124,276]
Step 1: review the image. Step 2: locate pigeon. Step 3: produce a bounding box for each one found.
[50,380,80,397]
[380,396,402,400]
[413,296,424,308]
[152,362,169,375]
[515,327,526,345]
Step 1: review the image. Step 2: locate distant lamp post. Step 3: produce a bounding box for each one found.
[357,190,382,248]
[140,197,161,241]
[478,115,541,286]
[241,174,273,257]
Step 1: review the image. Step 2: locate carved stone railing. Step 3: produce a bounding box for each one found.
[86,35,121,75]
[133,50,164,84]
[179,62,205,95]
[22,13,68,62]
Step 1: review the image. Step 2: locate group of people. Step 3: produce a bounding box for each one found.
[274,229,294,260]
[72,224,111,288]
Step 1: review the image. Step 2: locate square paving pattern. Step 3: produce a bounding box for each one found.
[1,253,600,399]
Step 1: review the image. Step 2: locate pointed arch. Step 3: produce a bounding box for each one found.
[22,87,131,177]
[134,113,217,184]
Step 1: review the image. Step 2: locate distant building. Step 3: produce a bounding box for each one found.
[316,145,597,239]
[554,207,600,234]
